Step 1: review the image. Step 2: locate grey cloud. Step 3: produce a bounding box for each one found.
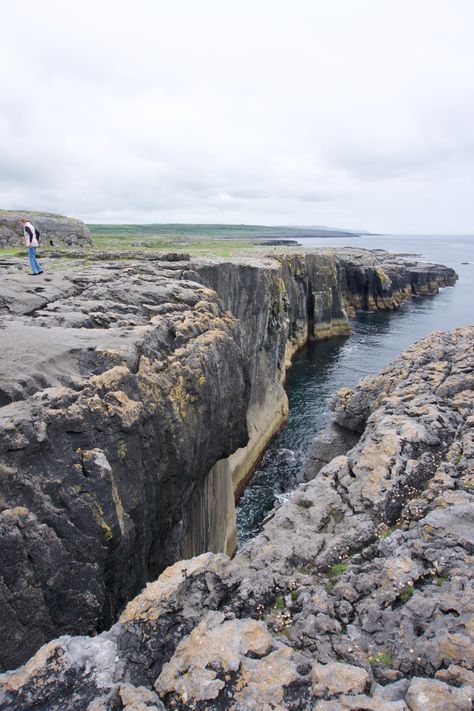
[0,0,473,232]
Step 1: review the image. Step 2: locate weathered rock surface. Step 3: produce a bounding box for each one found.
[0,209,92,247]
[1,326,471,709]
[0,258,250,671]
[0,249,457,673]
[336,248,457,313]
[303,422,360,480]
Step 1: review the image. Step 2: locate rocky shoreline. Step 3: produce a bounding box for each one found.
[0,249,457,673]
[1,325,472,709]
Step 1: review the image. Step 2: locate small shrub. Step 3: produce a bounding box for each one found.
[368,652,393,667]
[330,562,348,577]
[290,590,298,602]
[399,585,414,603]
[378,526,397,539]
[273,595,285,610]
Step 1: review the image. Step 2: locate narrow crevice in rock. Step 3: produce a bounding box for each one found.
[0,249,458,675]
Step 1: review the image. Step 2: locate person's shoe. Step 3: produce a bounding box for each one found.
[37,271,44,274]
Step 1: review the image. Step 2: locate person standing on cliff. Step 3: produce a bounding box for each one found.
[20,217,43,275]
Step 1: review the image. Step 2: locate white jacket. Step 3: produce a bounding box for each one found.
[24,222,38,248]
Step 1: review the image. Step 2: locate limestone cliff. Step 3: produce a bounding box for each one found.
[0,209,92,247]
[1,327,472,710]
[0,257,250,671]
[0,248,456,671]
[192,250,455,501]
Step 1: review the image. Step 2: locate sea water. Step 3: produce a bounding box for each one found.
[236,235,474,545]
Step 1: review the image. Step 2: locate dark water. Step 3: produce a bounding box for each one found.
[236,235,474,545]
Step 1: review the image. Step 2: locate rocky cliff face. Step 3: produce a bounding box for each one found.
[0,257,250,671]
[0,249,456,671]
[335,248,457,312]
[1,326,472,710]
[0,209,92,246]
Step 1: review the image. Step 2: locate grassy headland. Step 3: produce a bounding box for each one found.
[1,223,361,258]
[86,223,360,255]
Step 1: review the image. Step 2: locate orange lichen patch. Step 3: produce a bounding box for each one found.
[89,365,129,391]
[79,388,143,429]
[84,493,115,542]
[0,641,65,692]
[436,632,474,665]
[135,356,166,412]
[119,554,229,625]
[103,390,143,428]
[197,287,217,300]
[0,506,30,519]
[169,376,190,420]
[155,612,297,707]
[236,647,297,709]
[312,661,369,697]
[382,556,419,590]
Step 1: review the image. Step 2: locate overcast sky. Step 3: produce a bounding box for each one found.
[1,1,473,232]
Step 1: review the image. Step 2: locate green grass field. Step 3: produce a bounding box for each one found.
[86,223,358,255]
[89,232,257,257]
[1,223,359,258]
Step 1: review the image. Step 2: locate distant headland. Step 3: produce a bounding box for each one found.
[87,222,366,241]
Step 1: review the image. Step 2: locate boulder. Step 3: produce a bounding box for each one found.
[0,209,92,247]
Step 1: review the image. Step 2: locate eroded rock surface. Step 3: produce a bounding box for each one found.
[1,326,472,709]
[0,258,252,671]
[0,249,457,673]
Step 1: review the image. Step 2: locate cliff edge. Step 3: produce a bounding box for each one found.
[0,248,457,671]
[0,326,472,709]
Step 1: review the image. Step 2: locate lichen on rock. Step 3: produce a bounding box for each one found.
[0,247,464,709]
[1,325,472,710]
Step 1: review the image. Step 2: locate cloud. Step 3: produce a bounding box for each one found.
[0,0,473,232]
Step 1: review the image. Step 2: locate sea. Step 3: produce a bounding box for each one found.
[236,234,474,545]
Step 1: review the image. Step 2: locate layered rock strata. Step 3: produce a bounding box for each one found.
[1,326,472,709]
[0,249,456,670]
[0,209,92,247]
[335,248,457,312]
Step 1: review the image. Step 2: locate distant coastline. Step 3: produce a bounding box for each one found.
[87,223,364,241]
